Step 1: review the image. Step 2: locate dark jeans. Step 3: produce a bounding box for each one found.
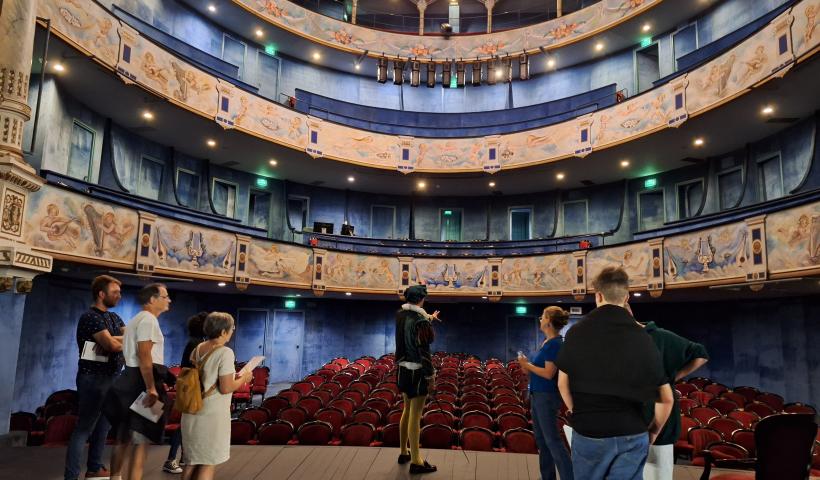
[571,431,649,480]
[64,372,115,480]
[530,391,574,480]
[167,429,182,460]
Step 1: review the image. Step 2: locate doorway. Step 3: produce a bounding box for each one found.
[635,42,660,94]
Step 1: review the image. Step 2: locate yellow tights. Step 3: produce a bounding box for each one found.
[399,393,427,465]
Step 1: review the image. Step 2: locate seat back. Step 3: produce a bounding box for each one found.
[746,401,776,419]
[460,410,494,430]
[380,423,400,447]
[709,398,739,415]
[9,411,37,433]
[315,407,345,435]
[296,420,333,445]
[503,428,539,454]
[497,412,529,433]
[783,403,817,415]
[675,383,699,396]
[339,388,365,407]
[339,422,375,446]
[420,423,454,449]
[708,416,743,439]
[45,389,78,407]
[352,408,382,426]
[721,391,747,408]
[296,395,324,417]
[690,406,721,425]
[460,426,495,451]
[688,427,723,457]
[261,396,291,418]
[257,420,294,445]
[421,409,456,428]
[277,389,301,405]
[461,402,492,415]
[689,390,716,405]
[362,397,391,416]
[385,408,404,424]
[754,413,817,480]
[678,397,699,415]
[755,393,785,412]
[494,404,526,416]
[704,384,729,396]
[43,414,78,446]
[278,406,309,429]
[348,381,372,396]
[370,388,396,404]
[230,419,256,445]
[728,409,760,428]
[730,428,756,456]
[328,398,355,418]
[705,441,749,460]
[680,415,701,441]
[239,407,271,428]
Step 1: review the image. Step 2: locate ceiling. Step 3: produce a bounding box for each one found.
[42,25,820,197]
[179,0,716,76]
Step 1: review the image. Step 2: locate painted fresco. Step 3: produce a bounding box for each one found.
[246,240,313,285]
[232,89,308,149]
[766,203,820,272]
[588,244,650,287]
[501,254,574,292]
[792,0,820,59]
[25,186,137,263]
[323,253,399,290]
[664,223,749,284]
[116,25,218,117]
[322,124,402,168]
[151,218,235,276]
[233,0,659,61]
[592,83,676,148]
[412,258,488,293]
[37,0,120,67]
[686,15,788,115]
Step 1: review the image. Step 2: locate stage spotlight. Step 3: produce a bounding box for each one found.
[376,56,387,83]
[426,62,436,88]
[471,61,481,86]
[393,60,405,85]
[503,57,513,82]
[519,53,529,80]
[487,59,497,85]
[410,60,421,87]
[440,23,453,37]
[442,61,452,86]
[456,61,465,88]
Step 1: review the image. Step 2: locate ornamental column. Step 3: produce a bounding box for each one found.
[351,0,358,25]
[477,0,498,34]
[0,0,54,435]
[410,0,438,36]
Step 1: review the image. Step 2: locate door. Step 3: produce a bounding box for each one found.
[269,310,305,382]
[635,42,660,94]
[234,309,267,364]
[505,315,539,362]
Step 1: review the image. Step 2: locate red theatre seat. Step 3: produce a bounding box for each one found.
[257,420,293,445]
[295,420,333,445]
[420,424,455,449]
[503,428,539,454]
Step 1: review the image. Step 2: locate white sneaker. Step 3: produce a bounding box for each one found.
[162,460,183,474]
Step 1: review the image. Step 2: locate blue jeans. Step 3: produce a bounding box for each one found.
[571,431,649,480]
[64,373,115,480]
[530,391,574,480]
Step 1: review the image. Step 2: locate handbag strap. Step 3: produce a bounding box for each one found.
[194,344,223,398]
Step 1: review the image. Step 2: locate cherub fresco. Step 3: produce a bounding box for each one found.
[257,0,285,17]
[369,258,396,285]
[699,54,736,98]
[259,105,281,133]
[737,45,767,84]
[805,5,817,44]
[288,117,304,139]
[39,204,81,249]
[777,214,812,247]
[141,52,170,90]
[503,259,525,286]
[170,63,212,102]
[547,22,582,41]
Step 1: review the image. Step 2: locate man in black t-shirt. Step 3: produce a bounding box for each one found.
[555,267,674,480]
[64,275,126,480]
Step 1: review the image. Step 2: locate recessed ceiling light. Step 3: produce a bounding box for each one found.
[345,292,352,296]
[488,181,496,187]
[255,29,264,37]
[693,137,704,146]
[347,176,355,182]
[556,173,565,180]
[207,4,216,13]
[620,160,630,167]
[761,105,774,115]
[313,52,321,60]
[206,139,216,147]
[595,42,604,51]
[217,282,226,287]
[642,23,651,32]
[269,159,278,166]
[633,292,642,297]
[142,111,154,120]
[481,296,488,299]
[295,294,301,297]
[546,58,556,68]
[417,181,426,189]
[354,63,361,70]
[53,63,65,72]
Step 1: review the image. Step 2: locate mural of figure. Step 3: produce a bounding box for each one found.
[39,204,81,249]
[777,214,811,247]
[258,0,285,17]
[93,18,116,61]
[370,259,396,285]
[504,260,525,286]
[804,5,817,44]
[236,96,250,125]
[621,249,648,277]
[699,54,736,97]
[810,215,820,263]
[647,93,670,125]
[288,117,303,139]
[171,63,212,102]
[101,212,133,248]
[259,105,281,133]
[737,45,767,84]
[142,52,170,90]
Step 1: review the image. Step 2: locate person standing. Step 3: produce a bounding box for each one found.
[395,285,439,474]
[625,304,709,480]
[65,275,126,480]
[518,306,574,480]
[105,283,172,480]
[555,267,674,480]
[181,312,252,480]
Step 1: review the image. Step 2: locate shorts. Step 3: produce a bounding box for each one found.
[397,366,429,398]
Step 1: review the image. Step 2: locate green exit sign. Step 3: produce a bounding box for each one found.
[515,306,527,315]
[640,37,653,48]
[256,177,269,188]
[284,299,296,309]
[265,45,276,56]
[644,178,657,189]
[450,75,457,88]
[443,210,452,216]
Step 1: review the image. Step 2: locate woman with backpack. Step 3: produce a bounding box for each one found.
[179,312,252,480]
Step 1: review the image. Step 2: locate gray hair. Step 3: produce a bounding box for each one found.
[203,312,234,339]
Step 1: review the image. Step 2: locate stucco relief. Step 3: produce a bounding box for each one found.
[792,0,820,59]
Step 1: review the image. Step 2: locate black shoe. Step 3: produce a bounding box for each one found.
[398,454,411,464]
[409,461,437,474]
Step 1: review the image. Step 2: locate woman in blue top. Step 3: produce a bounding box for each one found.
[519,306,574,480]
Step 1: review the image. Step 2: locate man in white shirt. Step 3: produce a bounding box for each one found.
[107,283,171,480]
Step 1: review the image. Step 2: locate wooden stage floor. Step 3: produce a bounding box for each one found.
[0,444,764,480]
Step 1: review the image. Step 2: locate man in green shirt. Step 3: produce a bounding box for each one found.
[629,304,709,480]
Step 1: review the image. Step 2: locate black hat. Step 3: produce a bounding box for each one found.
[404,285,428,304]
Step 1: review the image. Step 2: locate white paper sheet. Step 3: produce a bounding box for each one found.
[129,391,164,423]
[81,340,108,362]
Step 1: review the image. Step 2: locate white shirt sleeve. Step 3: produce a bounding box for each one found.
[218,348,237,377]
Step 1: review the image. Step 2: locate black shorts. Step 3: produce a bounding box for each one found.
[397,366,429,398]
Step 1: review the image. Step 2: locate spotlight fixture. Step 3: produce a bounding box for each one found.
[761,105,774,115]
[347,176,355,182]
[53,63,65,72]
[426,62,436,88]
[207,4,216,13]
[410,60,421,87]
[487,60,497,85]
[546,57,556,68]
[440,22,453,37]
[355,63,361,70]
[417,181,426,189]
[693,137,704,146]
[456,61,465,88]
[142,111,154,120]
[393,60,405,85]
[345,292,352,296]
[377,56,388,83]
[206,139,216,147]
[503,57,513,82]
[556,173,565,180]
[217,282,226,287]
[471,61,481,86]
[442,61,452,86]
[481,296,488,299]
[269,159,278,166]
[255,29,264,37]
[488,181,496,187]
[595,42,604,52]
[633,292,642,297]
[519,53,529,80]
[642,23,651,32]
[620,160,630,167]
[312,52,321,60]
